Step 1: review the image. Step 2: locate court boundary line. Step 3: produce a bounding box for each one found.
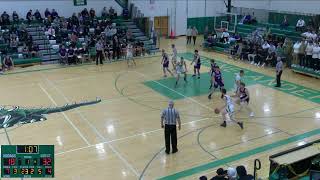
[42,74,140,177]
[55,117,211,156]
[38,83,91,146]
[2,54,162,76]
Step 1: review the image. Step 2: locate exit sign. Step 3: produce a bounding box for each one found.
[74,0,87,6]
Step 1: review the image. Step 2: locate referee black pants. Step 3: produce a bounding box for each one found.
[96,50,103,65]
[276,70,282,87]
[164,124,177,153]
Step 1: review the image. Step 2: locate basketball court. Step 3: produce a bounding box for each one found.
[0,37,319,180]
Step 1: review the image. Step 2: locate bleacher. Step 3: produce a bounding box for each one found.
[236,23,302,42]
[0,10,159,67]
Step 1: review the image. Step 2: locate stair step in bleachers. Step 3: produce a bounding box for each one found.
[132,32,144,37]
[28,31,43,36]
[38,44,51,50]
[130,29,140,33]
[135,36,149,41]
[33,39,50,45]
[42,54,60,62]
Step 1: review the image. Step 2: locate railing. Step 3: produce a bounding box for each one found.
[114,0,128,8]
[254,159,262,180]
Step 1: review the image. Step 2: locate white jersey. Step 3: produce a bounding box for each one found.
[176,60,186,74]
[224,95,234,113]
[172,47,177,61]
[234,73,241,91]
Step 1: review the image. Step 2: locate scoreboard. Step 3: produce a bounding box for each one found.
[1,145,54,178]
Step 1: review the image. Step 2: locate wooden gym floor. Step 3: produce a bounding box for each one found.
[0,37,319,180]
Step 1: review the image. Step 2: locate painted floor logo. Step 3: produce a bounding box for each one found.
[0,98,101,128]
[144,52,320,104]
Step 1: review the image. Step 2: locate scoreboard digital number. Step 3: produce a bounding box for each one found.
[1,145,54,178]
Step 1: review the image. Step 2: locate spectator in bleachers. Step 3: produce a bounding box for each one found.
[67,46,76,64]
[26,10,33,24]
[2,55,14,71]
[296,18,305,32]
[199,176,207,180]
[109,6,117,19]
[292,40,301,65]
[265,52,277,67]
[211,168,228,180]
[298,40,307,66]
[30,44,39,57]
[122,8,129,19]
[81,8,89,18]
[302,29,312,41]
[305,41,314,68]
[221,29,230,43]
[112,35,120,59]
[243,14,251,25]
[89,8,96,19]
[230,43,239,59]
[1,11,10,25]
[9,37,18,52]
[283,38,293,67]
[312,42,320,71]
[71,13,80,26]
[34,9,42,21]
[236,166,254,180]
[101,7,108,18]
[227,167,237,180]
[44,8,51,18]
[12,11,19,23]
[192,26,198,45]
[280,15,289,29]
[247,45,257,63]
[275,43,284,58]
[126,29,133,42]
[22,43,30,58]
[262,41,270,50]
[268,42,276,55]
[51,9,59,19]
[310,30,318,41]
[95,25,102,36]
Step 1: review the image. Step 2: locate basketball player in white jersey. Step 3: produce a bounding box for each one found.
[234,70,244,93]
[234,82,254,117]
[126,43,136,67]
[219,88,243,129]
[171,44,178,71]
[175,57,188,87]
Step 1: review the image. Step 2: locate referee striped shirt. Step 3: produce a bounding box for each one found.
[161,107,180,125]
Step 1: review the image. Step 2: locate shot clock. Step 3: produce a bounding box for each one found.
[1,145,54,178]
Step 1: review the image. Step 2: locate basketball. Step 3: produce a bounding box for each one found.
[214,108,220,114]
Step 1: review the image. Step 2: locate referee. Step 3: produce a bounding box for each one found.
[161,100,181,154]
[95,39,104,65]
[275,57,283,87]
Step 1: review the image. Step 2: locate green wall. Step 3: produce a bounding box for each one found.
[268,12,314,26]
